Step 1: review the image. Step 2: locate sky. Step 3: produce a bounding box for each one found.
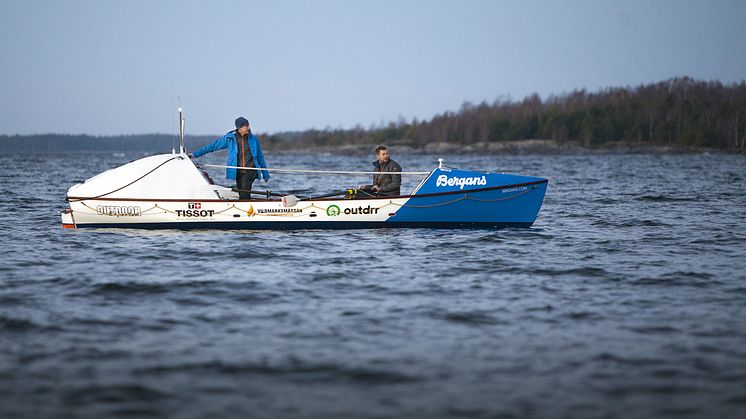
[1,0,745,136]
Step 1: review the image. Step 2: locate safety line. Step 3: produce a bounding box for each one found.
[201,163,430,176]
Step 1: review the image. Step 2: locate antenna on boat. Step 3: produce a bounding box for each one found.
[438,158,444,169]
[178,107,185,154]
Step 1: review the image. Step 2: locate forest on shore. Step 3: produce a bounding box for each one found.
[2,77,745,153]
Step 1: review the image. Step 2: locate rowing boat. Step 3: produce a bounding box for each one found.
[59,110,548,230]
[60,153,548,229]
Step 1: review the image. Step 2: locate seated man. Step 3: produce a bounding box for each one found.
[357,145,402,198]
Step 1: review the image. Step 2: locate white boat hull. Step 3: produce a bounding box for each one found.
[62,197,407,229]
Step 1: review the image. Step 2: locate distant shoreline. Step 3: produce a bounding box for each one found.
[0,136,732,155]
[276,139,729,155]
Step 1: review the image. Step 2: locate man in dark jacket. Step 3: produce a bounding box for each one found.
[358,145,402,197]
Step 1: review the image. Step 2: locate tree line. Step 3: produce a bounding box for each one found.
[263,77,746,152]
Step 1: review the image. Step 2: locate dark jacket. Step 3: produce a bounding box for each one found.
[373,158,402,196]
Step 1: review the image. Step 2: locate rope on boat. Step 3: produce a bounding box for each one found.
[386,185,539,209]
[201,163,430,176]
[70,183,539,219]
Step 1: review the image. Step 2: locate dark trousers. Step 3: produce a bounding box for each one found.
[236,170,258,199]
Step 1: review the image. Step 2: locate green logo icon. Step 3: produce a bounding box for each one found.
[326,205,341,217]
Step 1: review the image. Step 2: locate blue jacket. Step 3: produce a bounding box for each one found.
[193,131,270,181]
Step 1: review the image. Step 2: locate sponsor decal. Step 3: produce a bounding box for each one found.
[502,186,529,193]
[249,206,303,217]
[96,205,142,217]
[176,202,214,217]
[326,205,341,217]
[256,208,303,214]
[436,174,487,189]
[326,205,379,217]
[175,209,215,217]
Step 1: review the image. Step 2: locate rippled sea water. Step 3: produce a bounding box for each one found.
[1,151,745,419]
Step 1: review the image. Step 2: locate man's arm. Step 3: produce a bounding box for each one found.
[193,134,230,158]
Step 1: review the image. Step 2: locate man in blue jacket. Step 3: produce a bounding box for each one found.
[191,117,270,199]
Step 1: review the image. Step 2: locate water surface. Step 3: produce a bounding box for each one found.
[1,152,745,418]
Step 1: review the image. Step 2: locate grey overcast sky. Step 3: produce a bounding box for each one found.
[1,0,744,136]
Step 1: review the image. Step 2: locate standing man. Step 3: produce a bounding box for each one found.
[191,117,270,199]
[358,145,402,197]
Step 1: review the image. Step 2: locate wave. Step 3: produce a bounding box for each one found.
[62,384,170,405]
[593,352,662,366]
[84,279,224,296]
[625,325,681,334]
[0,315,61,332]
[635,194,698,202]
[526,266,611,278]
[633,271,718,287]
[591,219,671,227]
[439,310,506,326]
[133,360,420,384]
[565,311,603,321]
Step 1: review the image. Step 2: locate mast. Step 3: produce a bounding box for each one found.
[178,107,185,154]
